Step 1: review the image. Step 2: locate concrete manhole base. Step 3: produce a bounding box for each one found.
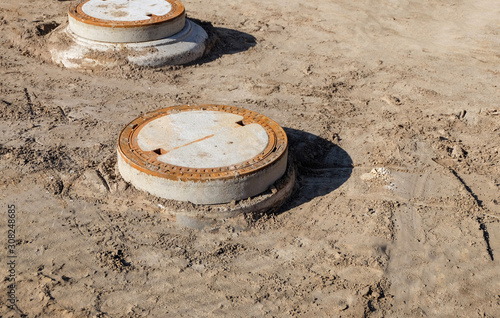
[49,20,207,68]
[49,0,208,68]
[158,156,296,229]
[117,105,294,227]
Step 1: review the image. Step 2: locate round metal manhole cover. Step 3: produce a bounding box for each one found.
[117,105,289,204]
[68,0,186,42]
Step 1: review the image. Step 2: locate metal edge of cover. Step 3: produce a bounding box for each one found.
[117,104,289,182]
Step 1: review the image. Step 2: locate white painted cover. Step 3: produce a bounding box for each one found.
[82,0,172,22]
[137,111,269,169]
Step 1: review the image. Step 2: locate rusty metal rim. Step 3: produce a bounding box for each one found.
[117,105,288,182]
[69,0,185,28]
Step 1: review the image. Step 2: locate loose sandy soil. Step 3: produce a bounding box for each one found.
[1,0,500,317]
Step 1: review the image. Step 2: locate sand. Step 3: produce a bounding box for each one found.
[1,0,499,317]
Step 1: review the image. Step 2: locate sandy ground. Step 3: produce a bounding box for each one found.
[1,0,500,317]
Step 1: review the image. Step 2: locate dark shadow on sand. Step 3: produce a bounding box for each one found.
[188,19,257,65]
[277,128,353,213]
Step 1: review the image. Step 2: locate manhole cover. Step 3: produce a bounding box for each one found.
[69,0,186,42]
[117,105,289,204]
[49,0,207,67]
